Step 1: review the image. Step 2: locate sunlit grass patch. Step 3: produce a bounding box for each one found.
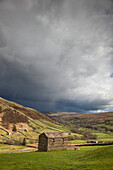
[0,145,113,170]
[0,144,28,153]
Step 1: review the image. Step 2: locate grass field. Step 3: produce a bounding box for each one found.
[68,139,87,144]
[0,144,30,153]
[0,145,113,170]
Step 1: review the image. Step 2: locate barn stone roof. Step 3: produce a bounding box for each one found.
[43,132,67,138]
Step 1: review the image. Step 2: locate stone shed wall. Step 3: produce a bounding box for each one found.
[47,137,68,151]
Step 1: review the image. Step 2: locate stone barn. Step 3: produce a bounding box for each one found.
[38,132,68,151]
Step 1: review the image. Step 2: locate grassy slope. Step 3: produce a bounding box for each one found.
[0,118,70,145]
[0,145,113,170]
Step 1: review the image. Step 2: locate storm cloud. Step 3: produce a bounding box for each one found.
[0,0,113,112]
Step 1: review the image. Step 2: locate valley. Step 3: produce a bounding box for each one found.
[0,97,113,170]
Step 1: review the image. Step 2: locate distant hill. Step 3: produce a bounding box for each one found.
[47,111,113,126]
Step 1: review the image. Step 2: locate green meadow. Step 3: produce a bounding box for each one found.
[0,145,113,170]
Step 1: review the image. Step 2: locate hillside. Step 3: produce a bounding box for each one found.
[0,97,53,122]
[1,97,113,146]
[0,97,69,145]
[0,97,54,132]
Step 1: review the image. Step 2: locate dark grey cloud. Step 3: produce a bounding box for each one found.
[55,98,110,112]
[0,0,113,112]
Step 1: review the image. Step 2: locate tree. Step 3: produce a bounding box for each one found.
[12,124,17,132]
[22,138,26,146]
[0,106,2,113]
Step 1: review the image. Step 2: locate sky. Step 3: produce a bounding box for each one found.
[0,0,113,113]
